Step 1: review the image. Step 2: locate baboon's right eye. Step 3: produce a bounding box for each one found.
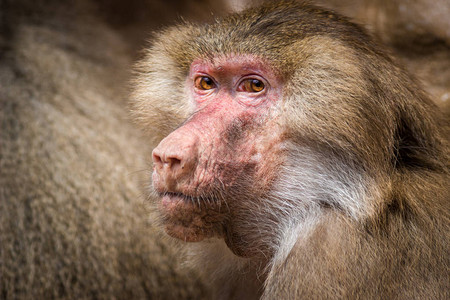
[195,76,216,90]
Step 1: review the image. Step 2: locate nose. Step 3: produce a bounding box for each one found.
[151,130,199,187]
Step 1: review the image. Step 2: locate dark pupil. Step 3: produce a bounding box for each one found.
[203,77,212,86]
[252,80,262,87]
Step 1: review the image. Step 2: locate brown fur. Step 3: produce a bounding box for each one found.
[132,1,449,299]
[0,0,227,298]
[315,0,450,110]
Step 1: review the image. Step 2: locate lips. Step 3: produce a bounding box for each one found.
[158,192,204,212]
[158,191,204,222]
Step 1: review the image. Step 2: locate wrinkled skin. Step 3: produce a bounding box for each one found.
[152,55,285,247]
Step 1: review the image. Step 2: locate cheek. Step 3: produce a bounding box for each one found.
[249,127,286,189]
[215,118,285,191]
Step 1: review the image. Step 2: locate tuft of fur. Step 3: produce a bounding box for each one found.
[132,1,449,299]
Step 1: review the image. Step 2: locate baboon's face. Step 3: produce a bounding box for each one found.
[152,54,285,244]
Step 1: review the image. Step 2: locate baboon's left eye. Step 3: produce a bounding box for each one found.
[242,79,265,93]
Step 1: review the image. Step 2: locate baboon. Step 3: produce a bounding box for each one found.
[131,1,449,299]
[0,0,226,299]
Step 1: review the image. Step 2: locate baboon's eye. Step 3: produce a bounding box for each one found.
[195,76,216,90]
[242,79,265,93]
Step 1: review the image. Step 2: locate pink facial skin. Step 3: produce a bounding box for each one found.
[152,54,285,247]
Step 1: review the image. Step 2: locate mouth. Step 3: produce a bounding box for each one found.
[159,191,196,203]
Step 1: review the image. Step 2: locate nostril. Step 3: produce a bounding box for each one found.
[152,149,183,170]
[167,157,182,168]
[152,151,163,166]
